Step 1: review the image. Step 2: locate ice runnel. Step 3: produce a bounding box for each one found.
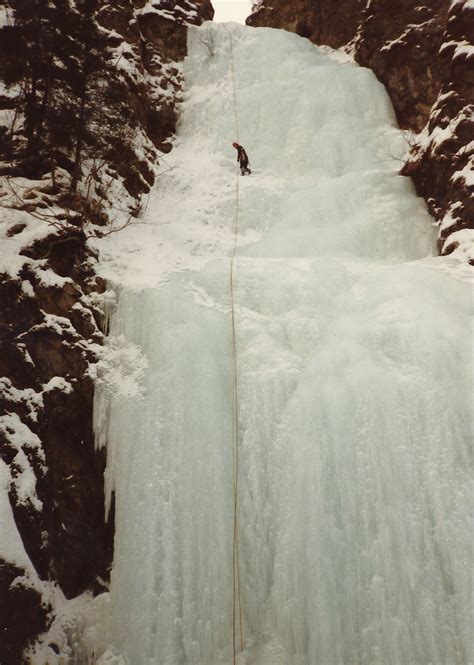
[92,23,472,665]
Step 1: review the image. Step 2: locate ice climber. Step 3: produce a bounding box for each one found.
[232,142,251,175]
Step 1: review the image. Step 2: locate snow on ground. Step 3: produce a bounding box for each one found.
[75,22,471,665]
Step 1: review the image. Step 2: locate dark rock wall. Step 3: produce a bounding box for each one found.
[97,0,213,155]
[0,1,213,662]
[355,0,449,132]
[403,0,474,255]
[248,0,473,259]
[0,562,50,663]
[249,0,365,49]
[0,230,112,662]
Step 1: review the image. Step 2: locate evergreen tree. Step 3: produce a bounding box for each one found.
[6,0,135,197]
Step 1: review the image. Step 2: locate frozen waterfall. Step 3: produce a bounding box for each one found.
[90,23,472,665]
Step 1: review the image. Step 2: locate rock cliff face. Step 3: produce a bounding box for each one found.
[0,229,112,662]
[249,0,365,52]
[0,1,213,663]
[403,0,474,257]
[248,0,473,261]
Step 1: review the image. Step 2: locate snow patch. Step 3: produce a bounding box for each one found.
[0,459,38,572]
[43,376,74,394]
[0,412,45,511]
[452,157,474,187]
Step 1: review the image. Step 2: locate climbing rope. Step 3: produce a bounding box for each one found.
[226,25,244,665]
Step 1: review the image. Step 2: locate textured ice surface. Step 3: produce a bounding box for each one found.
[91,23,472,665]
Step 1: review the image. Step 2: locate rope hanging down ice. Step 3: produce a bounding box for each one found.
[226,25,244,665]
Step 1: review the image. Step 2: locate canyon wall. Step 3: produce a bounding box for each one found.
[0,1,213,662]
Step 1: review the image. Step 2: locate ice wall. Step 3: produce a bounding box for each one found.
[91,23,472,665]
